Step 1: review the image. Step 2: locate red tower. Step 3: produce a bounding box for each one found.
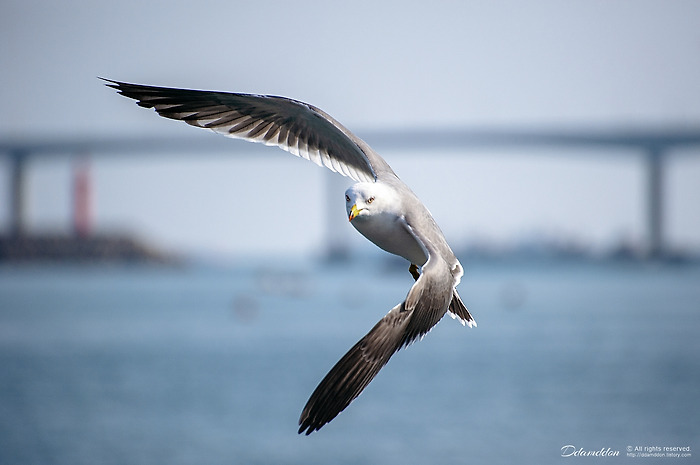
[73,157,92,238]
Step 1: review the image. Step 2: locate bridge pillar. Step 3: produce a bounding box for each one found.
[9,150,28,238]
[324,171,353,261]
[646,147,664,258]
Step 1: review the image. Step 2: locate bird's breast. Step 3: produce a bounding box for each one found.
[351,213,427,266]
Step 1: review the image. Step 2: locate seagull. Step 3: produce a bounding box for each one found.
[103,78,476,435]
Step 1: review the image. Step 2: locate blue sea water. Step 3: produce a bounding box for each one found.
[0,259,698,464]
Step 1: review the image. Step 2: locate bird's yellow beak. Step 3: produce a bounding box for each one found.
[349,204,360,222]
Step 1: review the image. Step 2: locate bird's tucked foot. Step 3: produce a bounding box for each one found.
[409,263,420,281]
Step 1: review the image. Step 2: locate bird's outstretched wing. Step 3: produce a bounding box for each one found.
[298,301,410,435]
[103,78,397,182]
[298,228,454,435]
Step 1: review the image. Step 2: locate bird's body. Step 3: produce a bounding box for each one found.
[104,78,475,435]
[347,181,428,266]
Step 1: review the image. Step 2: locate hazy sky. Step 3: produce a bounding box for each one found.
[1,0,699,258]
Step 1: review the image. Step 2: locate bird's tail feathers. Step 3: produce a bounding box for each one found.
[448,290,476,328]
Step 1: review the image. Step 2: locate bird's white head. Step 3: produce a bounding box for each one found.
[345,182,400,222]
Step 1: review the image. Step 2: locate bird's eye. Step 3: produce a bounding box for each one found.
[367,196,375,203]
[345,195,351,202]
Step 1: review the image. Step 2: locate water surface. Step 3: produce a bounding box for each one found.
[1,260,698,464]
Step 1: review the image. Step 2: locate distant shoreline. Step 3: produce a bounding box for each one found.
[0,234,178,264]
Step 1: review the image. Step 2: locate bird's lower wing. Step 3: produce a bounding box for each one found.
[298,301,411,435]
[299,237,454,434]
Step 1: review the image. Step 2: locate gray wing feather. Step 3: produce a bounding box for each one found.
[298,224,454,435]
[103,78,397,182]
[297,301,411,435]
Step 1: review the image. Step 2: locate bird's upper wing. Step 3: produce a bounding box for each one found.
[103,78,396,182]
[298,221,454,435]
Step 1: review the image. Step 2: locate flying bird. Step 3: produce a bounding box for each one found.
[103,78,476,434]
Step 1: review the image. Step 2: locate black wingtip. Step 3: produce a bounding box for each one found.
[98,76,121,89]
[298,415,319,435]
[297,422,321,436]
[99,78,160,108]
[99,77,137,99]
[298,426,310,435]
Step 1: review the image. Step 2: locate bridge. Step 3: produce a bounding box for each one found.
[2,128,700,259]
